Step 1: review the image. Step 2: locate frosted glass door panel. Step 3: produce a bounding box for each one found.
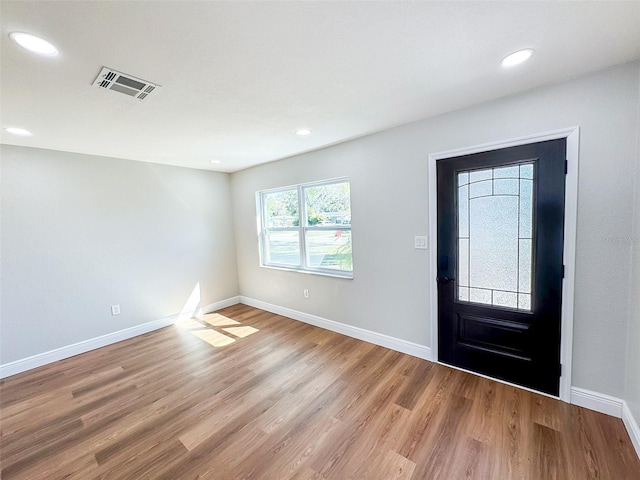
[469,196,518,291]
[457,163,534,311]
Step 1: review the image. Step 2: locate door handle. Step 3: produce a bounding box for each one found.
[437,276,456,284]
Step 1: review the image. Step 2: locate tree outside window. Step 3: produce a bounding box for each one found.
[258,179,352,277]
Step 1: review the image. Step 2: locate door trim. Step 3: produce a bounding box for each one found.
[428,127,580,402]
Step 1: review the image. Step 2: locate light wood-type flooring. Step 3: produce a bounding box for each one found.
[1,304,639,479]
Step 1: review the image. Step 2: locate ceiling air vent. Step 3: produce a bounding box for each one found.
[92,67,162,101]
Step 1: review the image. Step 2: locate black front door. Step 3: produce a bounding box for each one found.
[437,139,566,396]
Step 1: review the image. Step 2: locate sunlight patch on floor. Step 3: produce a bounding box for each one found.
[190,329,236,347]
[222,326,259,338]
[174,297,260,348]
[176,318,205,330]
[197,313,241,327]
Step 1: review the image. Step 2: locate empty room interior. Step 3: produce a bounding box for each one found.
[2,1,640,479]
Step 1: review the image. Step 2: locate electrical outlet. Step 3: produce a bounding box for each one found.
[303,289,310,299]
[111,304,121,316]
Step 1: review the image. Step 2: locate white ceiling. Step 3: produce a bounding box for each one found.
[1,1,639,172]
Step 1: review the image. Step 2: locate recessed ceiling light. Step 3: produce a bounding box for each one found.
[4,127,32,136]
[210,160,221,164]
[501,49,534,67]
[9,32,59,56]
[295,129,312,136]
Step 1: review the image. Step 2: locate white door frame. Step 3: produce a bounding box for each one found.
[428,127,580,402]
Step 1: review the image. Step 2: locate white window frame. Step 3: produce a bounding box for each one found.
[257,178,353,279]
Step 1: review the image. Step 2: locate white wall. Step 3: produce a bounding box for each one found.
[625,67,640,422]
[0,145,239,364]
[2,62,637,401]
[231,61,640,398]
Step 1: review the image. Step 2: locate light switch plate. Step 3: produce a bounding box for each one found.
[414,236,428,249]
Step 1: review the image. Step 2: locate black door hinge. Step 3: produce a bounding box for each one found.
[565,160,568,174]
[561,265,565,279]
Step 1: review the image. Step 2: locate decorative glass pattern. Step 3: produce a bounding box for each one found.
[457,163,534,311]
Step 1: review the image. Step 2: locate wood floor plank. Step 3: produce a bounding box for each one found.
[450,437,492,480]
[313,357,413,478]
[1,304,639,479]
[395,360,434,410]
[286,466,323,480]
[247,414,342,480]
[533,422,570,480]
[495,385,533,480]
[350,449,416,480]
[464,378,502,445]
[409,393,474,479]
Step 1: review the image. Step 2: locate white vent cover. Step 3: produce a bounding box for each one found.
[92,67,162,101]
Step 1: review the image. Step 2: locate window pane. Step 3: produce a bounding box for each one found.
[259,179,353,277]
[469,287,492,304]
[264,189,299,227]
[494,178,518,195]
[520,164,534,179]
[518,239,532,293]
[265,230,300,266]
[458,184,469,238]
[518,293,531,310]
[469,179,492,198]
[469,169,492,183]
[494,165,519,178]
[305,230,352,271]
[458,238,469,287]
[457,163,534,311]
[304,182,351,227]
[458,286,469,301]
[494,291,518,308]
[519,179,533,238]
[470,194,519,292]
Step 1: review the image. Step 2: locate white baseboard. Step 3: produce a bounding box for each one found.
[201,296,241,314]
[570,386,624,417]
[239,296,432,361]
[623,401,640,460]
[0,296,240,379]
[568,385,640,459]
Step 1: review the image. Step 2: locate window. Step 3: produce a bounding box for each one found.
[258,179,352,278]
[457,164,534,310]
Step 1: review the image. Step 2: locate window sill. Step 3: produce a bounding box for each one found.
[259,263,354,279]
